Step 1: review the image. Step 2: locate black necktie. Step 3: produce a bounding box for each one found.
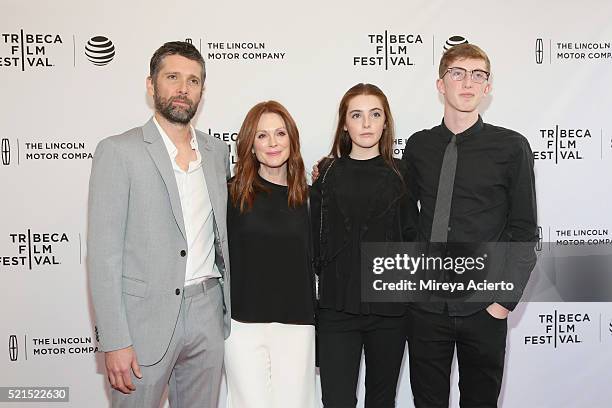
[430,134,457,242]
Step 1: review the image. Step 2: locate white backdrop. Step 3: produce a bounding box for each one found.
[2,1,612,407]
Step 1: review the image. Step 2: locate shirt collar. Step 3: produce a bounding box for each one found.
[152,116,198,158]
[438,115,484,143]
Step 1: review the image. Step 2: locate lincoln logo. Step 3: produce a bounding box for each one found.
[1,138,9,165]
[8,335,18,362]
[536,226,543,251]
[535,38,544,64]
[444,35,468,51]
[85,36,116,66]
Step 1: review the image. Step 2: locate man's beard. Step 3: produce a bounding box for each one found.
[154,91,199,125]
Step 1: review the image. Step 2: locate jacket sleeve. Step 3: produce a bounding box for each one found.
[310,174,323,275]
[400,138,421,242]
[87,138,133,352]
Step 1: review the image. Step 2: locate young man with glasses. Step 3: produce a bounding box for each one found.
[402,43,538,407]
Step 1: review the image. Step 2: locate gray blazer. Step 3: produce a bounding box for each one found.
[87,118,231,366]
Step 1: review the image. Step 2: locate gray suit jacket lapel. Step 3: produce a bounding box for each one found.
[197,131,227,280]
[143,118,187,241]
[197,131,221,226]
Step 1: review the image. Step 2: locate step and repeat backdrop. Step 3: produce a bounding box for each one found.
[2,0,612,407]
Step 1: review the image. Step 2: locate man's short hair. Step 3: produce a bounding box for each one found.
[149,41,206,83]
[438,43,491,79]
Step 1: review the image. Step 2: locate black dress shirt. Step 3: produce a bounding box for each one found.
[402,116,538,315]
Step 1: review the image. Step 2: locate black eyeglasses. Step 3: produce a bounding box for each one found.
[443,67,490,84]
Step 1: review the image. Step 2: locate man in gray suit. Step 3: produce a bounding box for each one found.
[87,41,231,407]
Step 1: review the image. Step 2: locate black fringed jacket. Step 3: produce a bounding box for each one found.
[310,156,414,316]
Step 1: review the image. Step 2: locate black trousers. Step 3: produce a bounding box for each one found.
[407,307,508,408]
[317,309,407,408]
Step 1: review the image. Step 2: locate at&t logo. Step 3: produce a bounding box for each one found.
[85,36,115,66]
[444,35,468,52]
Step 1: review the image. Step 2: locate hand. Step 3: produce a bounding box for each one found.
[311,160,321,182]
[486,303,510,319]
[311,156,331,183]
[105,346,142,394]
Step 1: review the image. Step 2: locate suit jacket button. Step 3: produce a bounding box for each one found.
[180,250,187,257]
[175,288,181,295]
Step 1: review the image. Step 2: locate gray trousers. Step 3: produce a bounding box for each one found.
[112,280,225,408]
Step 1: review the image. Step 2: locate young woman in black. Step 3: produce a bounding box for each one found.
[311,83,411,408]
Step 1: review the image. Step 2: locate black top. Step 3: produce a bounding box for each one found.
[402,116,538,315]
[311,155,410,316]
[228,176,315,324]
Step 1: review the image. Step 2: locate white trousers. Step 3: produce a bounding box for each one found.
[224,319,316,408]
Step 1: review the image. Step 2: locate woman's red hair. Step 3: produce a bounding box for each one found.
[230,101,307,212]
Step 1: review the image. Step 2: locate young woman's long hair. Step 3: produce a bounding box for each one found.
[329,83,400,177]
[230,101,307,212]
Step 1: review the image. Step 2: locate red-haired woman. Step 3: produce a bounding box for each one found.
[311,83,412,407]
[225,101,316,408]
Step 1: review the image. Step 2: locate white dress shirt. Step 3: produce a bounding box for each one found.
[154,117,221,286]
